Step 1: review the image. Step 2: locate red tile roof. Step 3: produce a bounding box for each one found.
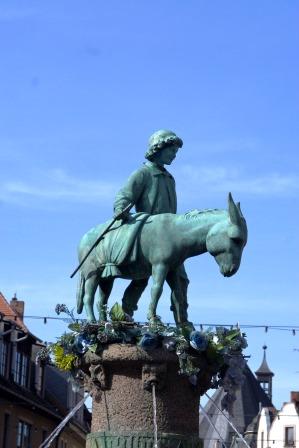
[0,291,28,332]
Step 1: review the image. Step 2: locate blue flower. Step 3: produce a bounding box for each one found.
[72,334,91,354]
[188,374,198,386]
[189,331,208,352]
[139,333,159,351]
[162,336,176,352]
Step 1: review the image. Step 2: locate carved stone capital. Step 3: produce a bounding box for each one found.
[142,362,167,391]
[80,362,108,401]
[89,363,108,390]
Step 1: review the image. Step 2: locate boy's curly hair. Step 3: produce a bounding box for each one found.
[145,129,183,160]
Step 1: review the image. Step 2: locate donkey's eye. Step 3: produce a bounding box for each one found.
[233,237,243,245]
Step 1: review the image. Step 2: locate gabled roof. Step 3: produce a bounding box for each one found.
[0,291,28,332]
[0,291,90,434]
[199,364,275,448]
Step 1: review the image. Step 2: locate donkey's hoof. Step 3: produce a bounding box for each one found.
[179,321,195,337]
[148,315,163,326]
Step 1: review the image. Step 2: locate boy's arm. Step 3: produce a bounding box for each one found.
[113,168,146,219]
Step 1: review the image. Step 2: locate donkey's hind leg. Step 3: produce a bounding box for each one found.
[166,270,189,325]
[122,278,149,317]
[98,278,114,321]
[83,275,99,322]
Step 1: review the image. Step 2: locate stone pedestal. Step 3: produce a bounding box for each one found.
[81,344,207,448]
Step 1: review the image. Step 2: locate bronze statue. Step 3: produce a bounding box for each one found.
[113,130,189,321]
[75,131,248,325]
[76,193,247,324]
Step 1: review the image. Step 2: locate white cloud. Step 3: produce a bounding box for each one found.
[1,164,298,209]
[0,169,118,206]
[177,165,299,196]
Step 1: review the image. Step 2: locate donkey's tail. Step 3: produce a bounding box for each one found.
[76,273,85,314]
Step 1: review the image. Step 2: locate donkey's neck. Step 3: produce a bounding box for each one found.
[177,209,227,258]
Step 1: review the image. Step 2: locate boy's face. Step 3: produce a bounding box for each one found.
[153,145,179,166]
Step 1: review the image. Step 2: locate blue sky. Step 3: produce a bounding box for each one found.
[0,1,299,408]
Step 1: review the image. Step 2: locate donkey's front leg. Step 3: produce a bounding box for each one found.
[83,276,98,322]
[147,263,168,322]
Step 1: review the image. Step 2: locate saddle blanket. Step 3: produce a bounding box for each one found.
[94,212,149,277]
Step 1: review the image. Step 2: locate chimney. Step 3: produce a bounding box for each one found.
[10,294,25,320]
[290,391,299,405]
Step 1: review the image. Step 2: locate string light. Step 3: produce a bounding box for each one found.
[1,314,299,335]
[1,313,299,329]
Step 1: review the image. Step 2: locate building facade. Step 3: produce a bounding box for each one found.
[257,392,299,448]
[0,292,91,448]
[199,347,276,448]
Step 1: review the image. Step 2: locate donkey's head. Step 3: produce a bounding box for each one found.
[206,193,248,277]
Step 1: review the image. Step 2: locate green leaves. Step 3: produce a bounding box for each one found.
[68,322,81,332]
[224,329,240,342]
[49,300,248,396]
[88,343,98,353]
[109,302,126,322]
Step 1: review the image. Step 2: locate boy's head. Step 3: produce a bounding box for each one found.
[145,130,183,162]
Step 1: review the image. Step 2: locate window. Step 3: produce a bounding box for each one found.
[14,352,29,387]
[59,439,67,448]
[0,341,8,376]
[2,413,10,448]
[285,427,295,446]
[42,430,48,443]
[16,421,31,448]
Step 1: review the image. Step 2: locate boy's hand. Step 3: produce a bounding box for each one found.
[113,209,130,220]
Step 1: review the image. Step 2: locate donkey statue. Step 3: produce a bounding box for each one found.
[76,193,247,326]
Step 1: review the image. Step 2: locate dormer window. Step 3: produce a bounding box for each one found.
[0,340,8,376]
[14,351,29,387]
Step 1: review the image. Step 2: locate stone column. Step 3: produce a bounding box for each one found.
[81,344,205,448]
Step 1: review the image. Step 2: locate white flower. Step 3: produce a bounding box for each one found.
[213,335,219,344]
[104,322,113,332]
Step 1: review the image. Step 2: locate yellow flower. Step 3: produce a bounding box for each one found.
[52,344,77,371]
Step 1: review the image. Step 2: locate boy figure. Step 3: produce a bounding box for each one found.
[113,129,190,324]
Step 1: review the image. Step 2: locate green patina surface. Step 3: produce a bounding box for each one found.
[86,431,203,448]
[75,129,247,324]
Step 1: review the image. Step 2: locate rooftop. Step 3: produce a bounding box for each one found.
[255,345,274,377]
[0,291,28,332]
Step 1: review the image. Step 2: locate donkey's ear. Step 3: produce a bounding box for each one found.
[236,201,244,218]
[228,192,241,225]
